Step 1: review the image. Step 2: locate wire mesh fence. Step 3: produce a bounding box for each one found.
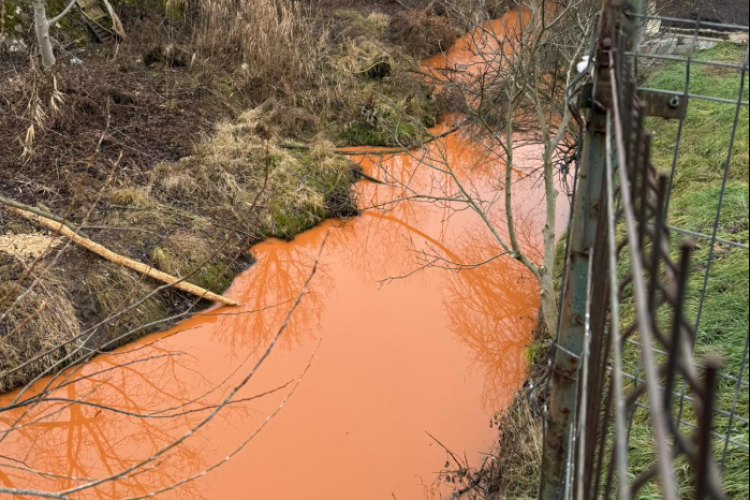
[540,1,749,499]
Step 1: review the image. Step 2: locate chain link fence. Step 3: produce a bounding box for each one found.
[539,1,749,498]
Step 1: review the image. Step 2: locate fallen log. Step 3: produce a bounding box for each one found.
[5,206,241,307]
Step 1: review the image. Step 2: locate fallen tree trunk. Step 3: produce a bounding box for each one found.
[5,206,241,307]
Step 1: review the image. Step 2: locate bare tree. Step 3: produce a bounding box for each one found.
[378,0,598,334]
[30,0,124,70]
[32,0,58,69]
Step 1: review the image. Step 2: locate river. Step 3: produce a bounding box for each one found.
[0,16,569,500]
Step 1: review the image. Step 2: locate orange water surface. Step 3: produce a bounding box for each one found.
[0,16,569,500]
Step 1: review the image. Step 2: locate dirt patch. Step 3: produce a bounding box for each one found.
[0,234,61,262]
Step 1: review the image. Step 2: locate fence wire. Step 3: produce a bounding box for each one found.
[540,2,749,499]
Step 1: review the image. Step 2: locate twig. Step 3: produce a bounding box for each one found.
[0,194,88,238]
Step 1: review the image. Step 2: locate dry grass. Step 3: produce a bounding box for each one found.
[190,1,445,145]
[151,107,355,239]
[487,391,544,499]
[388,8,459,58]
[195,0,327,96]
[150,231,215,283]
[109,187,154,208]
[83,262,168,346]
[0,0,447,396]
[0,257,80,393]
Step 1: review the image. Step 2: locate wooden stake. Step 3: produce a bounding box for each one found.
[5,206,241,307]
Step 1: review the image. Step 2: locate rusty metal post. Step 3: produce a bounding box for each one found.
[539,2,643,499]
[539,83,608,500]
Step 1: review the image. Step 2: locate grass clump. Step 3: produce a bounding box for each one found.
[326,37,442,147]
[151,107,356,240]
[150,232,234,291]
[0,255,80,393]
[83,262,169,349]
[388,7,459,58]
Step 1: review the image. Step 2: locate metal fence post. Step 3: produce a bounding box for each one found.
[539,2,643,499]
[539,86,608,500]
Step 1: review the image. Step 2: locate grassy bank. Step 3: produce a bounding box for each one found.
[0,0,461,392]
[490,43,749,499]
[627,42,749,500]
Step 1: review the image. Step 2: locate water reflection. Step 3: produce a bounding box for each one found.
[0,121,560,500]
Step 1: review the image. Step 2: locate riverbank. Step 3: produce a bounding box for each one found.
[489,42,749,499]
[0,0,462,392]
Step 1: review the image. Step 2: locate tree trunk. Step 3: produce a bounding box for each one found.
[32,0,56,70]
[539,272,558,336]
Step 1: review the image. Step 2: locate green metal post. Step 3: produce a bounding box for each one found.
[539,93,608,500]
[539,1,643,499]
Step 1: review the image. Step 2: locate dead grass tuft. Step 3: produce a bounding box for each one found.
[196,0,326,96]
[0,264,80,393]
[310,136,337,160]
[388,9,459,58]
[152,106,356,239]
[151,232,213,278]
[160,170,202,199]
[109,187,154,207]
[486,390,544,499]
[83,262,168,347]
[366,12,391,32]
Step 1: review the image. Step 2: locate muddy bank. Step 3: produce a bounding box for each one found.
[0,0,463,392]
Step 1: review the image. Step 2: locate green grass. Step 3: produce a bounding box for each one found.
[623,43,749,500]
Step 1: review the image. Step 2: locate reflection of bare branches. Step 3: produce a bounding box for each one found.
[443,221,539,411]
[212,231,335,354]
[398,2,597,336]
[0,236,330,500]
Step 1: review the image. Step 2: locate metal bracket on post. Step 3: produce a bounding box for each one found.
[581,83,687,120]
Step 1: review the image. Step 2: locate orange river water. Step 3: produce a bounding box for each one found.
[0,16,569,500]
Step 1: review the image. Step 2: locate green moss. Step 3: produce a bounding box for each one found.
[341,122,388,146]
[194,264,234,292]
[2,1,19,34]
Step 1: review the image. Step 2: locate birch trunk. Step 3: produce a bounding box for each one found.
[32,0,56,70]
